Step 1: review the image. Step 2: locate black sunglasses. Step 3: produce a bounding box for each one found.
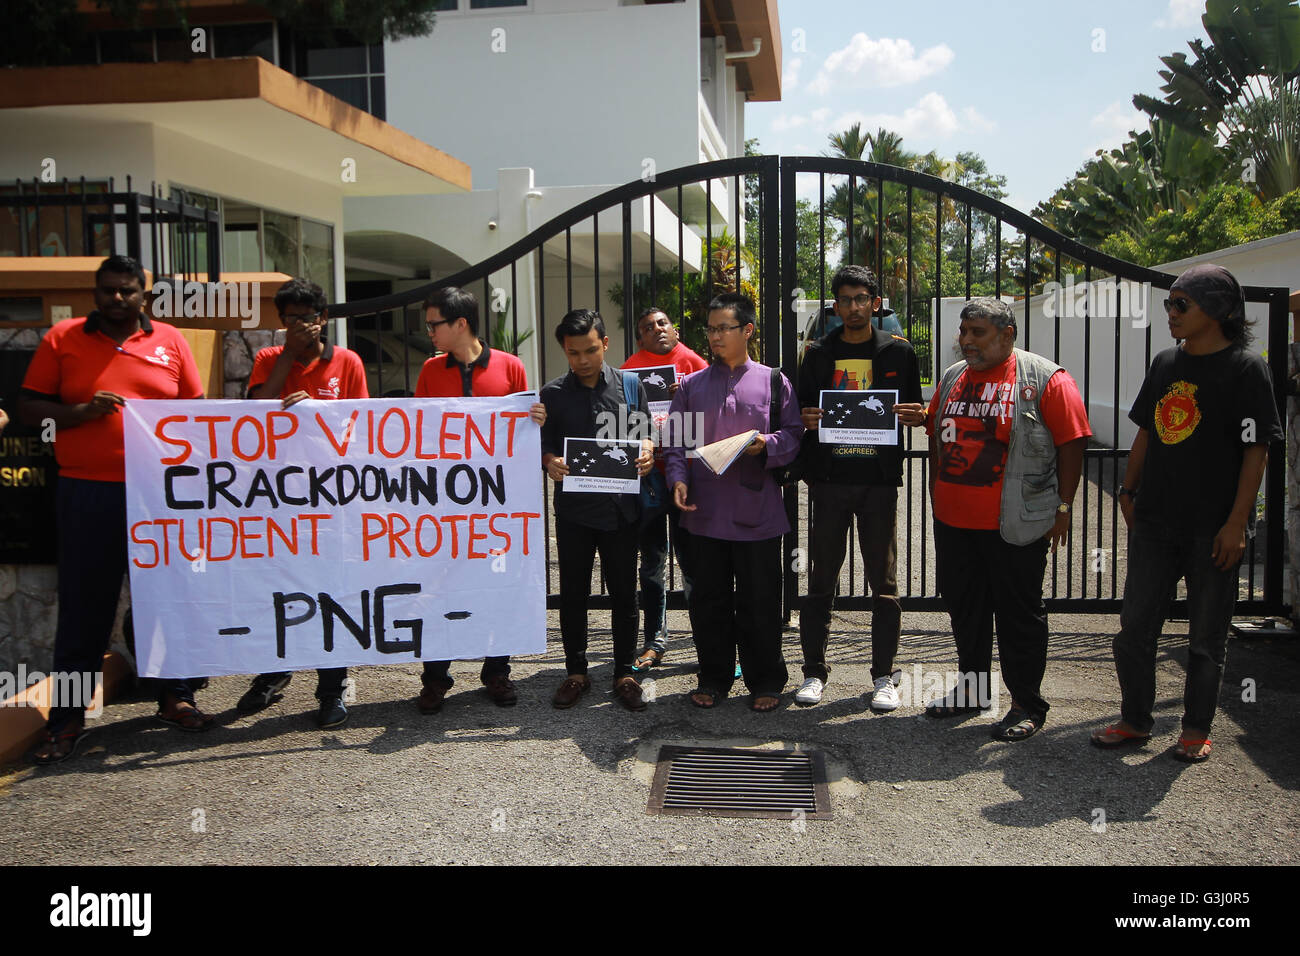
[1163,297,1191,315]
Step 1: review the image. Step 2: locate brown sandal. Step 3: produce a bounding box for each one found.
[33,725,89,765]
[156,702,214,732]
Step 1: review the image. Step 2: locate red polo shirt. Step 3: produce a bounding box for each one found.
[621,341,709,379]
[414,347,528,399]
[249,342,368,401]
[22,314,204,483]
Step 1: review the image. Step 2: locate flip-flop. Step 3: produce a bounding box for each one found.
[1173,736,1212,763]
[32,725,89,765]
[156,704,214,733]
[1090,724,1151,749]
[631,648,664,673]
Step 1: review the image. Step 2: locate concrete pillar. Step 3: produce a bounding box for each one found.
[494,167,542,387]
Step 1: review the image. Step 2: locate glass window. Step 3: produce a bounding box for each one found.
[214,23,276,61]
[305,43,367,76]
[301,220,335,300]
[155,27,198,61]
[263,210,300,278]
[369,77,386,121]
[470,0,527,7]
[433,0,459,10]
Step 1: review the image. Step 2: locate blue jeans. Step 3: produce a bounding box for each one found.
[1113,520,1241,735]
[638,508,694,653]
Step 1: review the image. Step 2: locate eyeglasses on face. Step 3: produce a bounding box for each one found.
[1163,297,1192,315]
[705,324,743,336]
[426,319,453,332]
[283,310,323,324]
[836,294,874,308]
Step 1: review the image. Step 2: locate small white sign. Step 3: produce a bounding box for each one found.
[819,389,899,446]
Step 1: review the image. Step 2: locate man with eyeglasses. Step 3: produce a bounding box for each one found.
[413,286,545,714]
[1092,265,1281,763]
[663,293,804,712]
[236,278,367,728]
[620,307,708,672]
[19,255,212,763]
[795,265,926,709]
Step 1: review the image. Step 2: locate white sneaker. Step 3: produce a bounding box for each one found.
[870,676,901,711]
[794,677,825,706]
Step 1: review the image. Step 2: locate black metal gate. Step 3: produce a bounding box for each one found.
[328,156,1290,617]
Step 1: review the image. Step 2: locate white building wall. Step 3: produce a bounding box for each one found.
[385,0,702,190]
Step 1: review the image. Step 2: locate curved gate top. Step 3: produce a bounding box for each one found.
[328,156,1291,616]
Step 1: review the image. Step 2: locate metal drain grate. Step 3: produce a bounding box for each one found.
[647,746,831,819]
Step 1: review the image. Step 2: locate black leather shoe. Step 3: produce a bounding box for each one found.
[316,696,348,729]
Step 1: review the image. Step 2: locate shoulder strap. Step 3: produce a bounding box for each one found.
[621,369,639,408]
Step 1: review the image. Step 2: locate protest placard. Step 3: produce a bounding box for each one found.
[561,437,640,493]
[627,365,676,417]
[123,395,545,678]
[818,389,899,445]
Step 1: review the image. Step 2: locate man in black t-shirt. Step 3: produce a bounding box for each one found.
[1092,264,1282,763]
[795,266,926,709]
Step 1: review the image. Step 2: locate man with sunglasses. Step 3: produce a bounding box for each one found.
[795,265,925,709]
[237,278,367,728]
[413,286,545,714]
[1093,265,1281,763]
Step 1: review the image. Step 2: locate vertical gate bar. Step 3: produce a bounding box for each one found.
[1112,298,1121,598]
[777,156,798,619]
[705,177,713,305]
[565,227,573,311]
[964,203,971,301]
[925,185,941,594]
[511,260,519,353]
[592,212,600,316]
[108,176,116,256]
[62,180,72,257]
[733,174,741,296]
[649,186,657,303]
[622,200,634,357]
[993,217,1001,299]
[33,179,42,259]
[537,249,547,378]
[16,180,29,257]
[1023,236,1031,352]
[677,184,685,337]
[818,173,826,308]
[903,183,913,589]
[847,174,855,265]
[875,179,883,291]
[1052,250,1062,597]
[126,183,141,263]
[1266,290,1287,611]
[1081,263,1093,597]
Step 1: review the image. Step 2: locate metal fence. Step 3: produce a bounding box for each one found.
[327,156,1290,617]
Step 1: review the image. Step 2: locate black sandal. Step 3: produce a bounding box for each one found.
[991,707,1043,742]
[32,725,89,765]
[924,688,990,718]
[632,648,665,672]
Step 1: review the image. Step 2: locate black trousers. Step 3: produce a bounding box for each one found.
[422,656,510,689]
[687,533,788,697]
[257,667,348,698]
[934,520,1050,719]
[49,477,197,731]
[799,483,901,682]
[555,515,639,679]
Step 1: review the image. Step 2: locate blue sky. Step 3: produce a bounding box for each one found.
[747,0,1212,212]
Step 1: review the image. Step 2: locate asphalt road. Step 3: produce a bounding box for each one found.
[2,609,1296,866]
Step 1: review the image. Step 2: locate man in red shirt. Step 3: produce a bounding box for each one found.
[925,298,1090,742]
[619,307,707,671]
[236,278,368,728]
[413,286,546,714]
[19,255,210,763]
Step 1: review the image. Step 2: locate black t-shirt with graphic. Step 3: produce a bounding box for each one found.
[1130,345,1282,534]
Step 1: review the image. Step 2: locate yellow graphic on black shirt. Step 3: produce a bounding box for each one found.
[830,359,872,391]
[1154,380,1201,445]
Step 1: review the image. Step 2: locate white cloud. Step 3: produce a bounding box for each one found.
[782,56,802,91]
[808,34,954,95]
[1087,100,1145,155]
[832,92,986,141]
[1155,0,1201,29]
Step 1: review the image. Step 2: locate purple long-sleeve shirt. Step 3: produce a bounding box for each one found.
[663,359,804,541]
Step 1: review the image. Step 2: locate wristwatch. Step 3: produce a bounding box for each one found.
[1056,502,1071,514]
[1117,487,1137,500]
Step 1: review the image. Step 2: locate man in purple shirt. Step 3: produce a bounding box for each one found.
[663,293,804,712]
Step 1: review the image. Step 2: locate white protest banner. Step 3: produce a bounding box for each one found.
[123,396,545,678]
